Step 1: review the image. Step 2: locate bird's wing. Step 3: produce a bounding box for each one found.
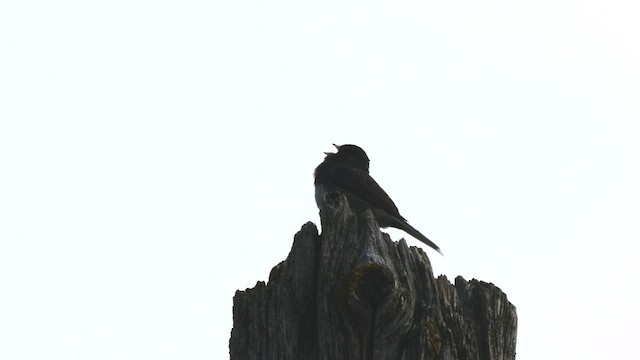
[326,165,405,219]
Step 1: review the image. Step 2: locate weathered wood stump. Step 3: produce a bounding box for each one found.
[230,193,517,359]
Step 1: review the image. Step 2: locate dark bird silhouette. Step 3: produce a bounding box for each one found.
[314,144,442,254]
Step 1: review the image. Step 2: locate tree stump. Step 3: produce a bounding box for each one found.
[230,193,517,359]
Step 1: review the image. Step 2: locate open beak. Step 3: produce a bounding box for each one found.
[324,144,340,155]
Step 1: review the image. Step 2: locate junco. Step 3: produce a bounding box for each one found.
[314,144,441,254]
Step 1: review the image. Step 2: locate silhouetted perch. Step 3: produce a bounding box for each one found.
[230,193,517,359]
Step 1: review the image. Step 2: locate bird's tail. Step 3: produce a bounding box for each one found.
[388,217,442,255]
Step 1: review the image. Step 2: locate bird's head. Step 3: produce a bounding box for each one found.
[323,144,370,171]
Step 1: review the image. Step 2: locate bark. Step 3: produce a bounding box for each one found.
[230,192,517,360]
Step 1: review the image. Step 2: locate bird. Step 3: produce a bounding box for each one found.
[314,144,442,254]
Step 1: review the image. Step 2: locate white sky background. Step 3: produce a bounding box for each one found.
[1,1,639,359]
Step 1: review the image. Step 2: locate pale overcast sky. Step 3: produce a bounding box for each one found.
[1,1,639,359]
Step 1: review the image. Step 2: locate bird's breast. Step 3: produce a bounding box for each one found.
[314,183,328,210]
